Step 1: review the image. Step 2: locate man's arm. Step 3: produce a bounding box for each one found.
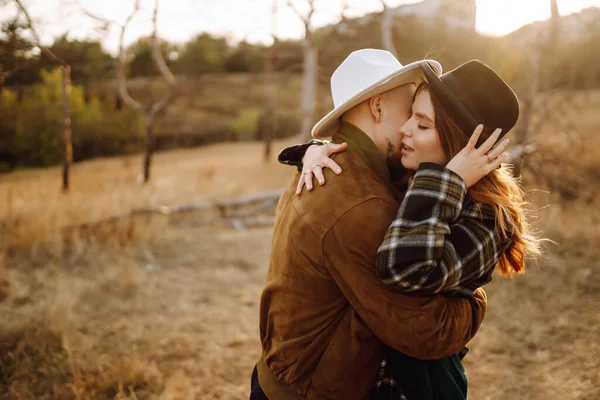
[323,197,487,360]
[376,163,512,295]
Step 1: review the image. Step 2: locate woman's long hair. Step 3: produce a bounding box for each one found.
[416,82,542,276]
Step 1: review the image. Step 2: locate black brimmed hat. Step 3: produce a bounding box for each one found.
[422,60,519,145]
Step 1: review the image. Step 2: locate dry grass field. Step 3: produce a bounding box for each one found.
[1,93,600,399]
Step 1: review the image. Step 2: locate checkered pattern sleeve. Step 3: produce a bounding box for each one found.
[277,139,328,172]
[376,162,510,295]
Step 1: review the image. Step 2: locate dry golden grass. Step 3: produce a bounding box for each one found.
[1,138,301,399]
[0,139,297,254]
[1,94,600,399]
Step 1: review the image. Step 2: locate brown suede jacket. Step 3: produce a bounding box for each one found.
[257,122,487,400]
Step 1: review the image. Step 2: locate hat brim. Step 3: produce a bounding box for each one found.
[311,60,441,139]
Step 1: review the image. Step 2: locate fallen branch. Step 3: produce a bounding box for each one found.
[227,216,276,231]
[62,188,285,234]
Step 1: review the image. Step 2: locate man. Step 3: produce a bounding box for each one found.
[251,49,487,400]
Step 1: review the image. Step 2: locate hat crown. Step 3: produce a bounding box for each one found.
[330,49,403,108]
[448,60,519,134]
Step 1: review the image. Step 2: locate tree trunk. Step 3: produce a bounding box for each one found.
[143,113,155,183]
[300,41,317,140]
[61,65,73,191]
[263,48,276,162]
[381,3,398,57]
[512,0,559,176]
[264,0,278,162]
[513,55,540,177]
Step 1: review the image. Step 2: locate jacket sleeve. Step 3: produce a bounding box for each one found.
[277,139,328,171]
[323,196,487,360]
[376,163,512,295]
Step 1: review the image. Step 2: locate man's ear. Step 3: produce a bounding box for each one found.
[369,95,383,123]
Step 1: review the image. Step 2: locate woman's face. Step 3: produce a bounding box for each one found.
[399,89,448,171]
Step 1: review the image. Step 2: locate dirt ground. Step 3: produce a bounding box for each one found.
[1,139,599,399]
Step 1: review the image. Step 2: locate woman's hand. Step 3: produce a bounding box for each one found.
[445,124,510,188]
[297,142,348,194]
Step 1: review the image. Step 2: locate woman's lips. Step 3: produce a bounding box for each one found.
[401,143,414,155]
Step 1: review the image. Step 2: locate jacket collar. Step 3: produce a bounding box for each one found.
[333,121,396,194]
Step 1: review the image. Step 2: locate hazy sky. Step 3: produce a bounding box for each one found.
[4,0,600,54]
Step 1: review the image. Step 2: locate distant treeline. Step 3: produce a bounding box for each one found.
[1,12,599,171]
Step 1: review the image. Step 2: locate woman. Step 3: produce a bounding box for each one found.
[278,60,542,399]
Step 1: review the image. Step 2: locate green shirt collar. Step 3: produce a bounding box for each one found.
[332,121,396,194]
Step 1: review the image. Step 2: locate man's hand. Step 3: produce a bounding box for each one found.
[297,142,347,194]
[445,125,509,188]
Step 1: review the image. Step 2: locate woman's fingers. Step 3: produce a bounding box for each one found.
[296,143,345,195]
[297,169,315,195]
[296,171,307,195]
[326,142,348,156]
[305,170,314,191]
[322,158,342,175]
[488,152,508,171]
[477,128,503,155]
[313,165,325,185]
[486,137,510,161]
[466,124,484,151]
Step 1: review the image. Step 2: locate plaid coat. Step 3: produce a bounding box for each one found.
[376,162,512,296]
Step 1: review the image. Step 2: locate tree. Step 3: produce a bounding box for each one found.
[0,17,42,87]
[82,0,177,182]
[380,0,398,57]
[121,0,176,182]
[287,0,318,140]
[510,0,560,176]
[173,33,228,75]
[43,35,114,85]
[262,0,278,162]
[224,41,266,73]
[13,0,73,191]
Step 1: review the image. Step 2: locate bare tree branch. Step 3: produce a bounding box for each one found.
[151,0,175,86]
[63,188,285,233]
[151,90,174,114]
[306,0,316,23]
[76,0,115,32]
[116,0,144,112]
[287,0,316,40]
[287,0,306,23]
[13,0,68,66]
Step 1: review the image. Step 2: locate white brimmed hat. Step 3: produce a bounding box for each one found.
[312,49,442,138]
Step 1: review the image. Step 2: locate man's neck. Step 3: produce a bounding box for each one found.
[333,121,396,196]
[340,118,383,155]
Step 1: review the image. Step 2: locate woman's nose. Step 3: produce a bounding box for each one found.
[400,123,412,137]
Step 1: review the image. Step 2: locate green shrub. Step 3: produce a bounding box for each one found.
[229,108,260,141]
[0,69,143,170]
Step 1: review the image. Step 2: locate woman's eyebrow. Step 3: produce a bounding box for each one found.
[414,112,434,124]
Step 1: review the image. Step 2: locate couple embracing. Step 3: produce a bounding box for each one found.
[250,49,541,400]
